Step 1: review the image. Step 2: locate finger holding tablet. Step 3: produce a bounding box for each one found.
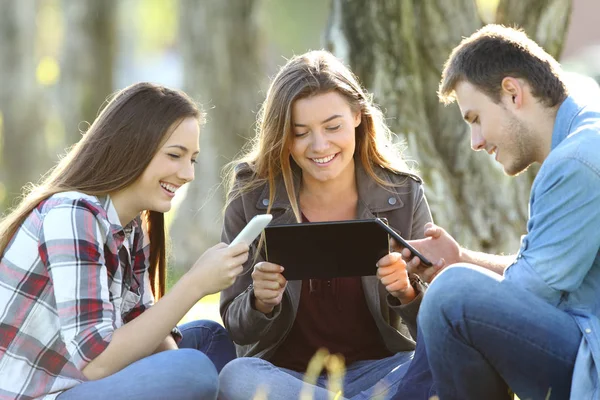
[376,252,415,303]
[252,261,286,315]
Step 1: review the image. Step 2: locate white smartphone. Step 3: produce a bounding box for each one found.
[229,214,273,246]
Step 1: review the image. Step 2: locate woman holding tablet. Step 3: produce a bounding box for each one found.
[218,51,437,399]
[0,82,248,400]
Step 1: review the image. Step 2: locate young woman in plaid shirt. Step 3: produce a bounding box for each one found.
[0,82,248,400]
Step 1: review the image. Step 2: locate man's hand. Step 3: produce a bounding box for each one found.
[395,222,461,283]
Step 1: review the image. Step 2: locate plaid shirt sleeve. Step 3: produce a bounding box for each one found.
[38,199,115,370]
[123,222,155,323]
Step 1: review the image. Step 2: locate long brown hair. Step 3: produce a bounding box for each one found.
[0,82,201,299]
[225,50,412,221]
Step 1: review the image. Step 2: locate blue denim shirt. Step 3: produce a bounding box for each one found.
[504,95,600,399]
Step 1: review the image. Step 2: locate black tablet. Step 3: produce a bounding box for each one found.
[264,219,389,280]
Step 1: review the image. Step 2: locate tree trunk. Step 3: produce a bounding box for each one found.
[57,0,116,145]
[0,0,49,212]
[325,0,571,254]
[171,0,266,272]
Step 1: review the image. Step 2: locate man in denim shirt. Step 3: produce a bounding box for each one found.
[404,25,600,399]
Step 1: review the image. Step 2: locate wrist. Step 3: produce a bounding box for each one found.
[174,274,207,303]
[254,297,275,315]
[457,247,468,265]
[393,285,416,303]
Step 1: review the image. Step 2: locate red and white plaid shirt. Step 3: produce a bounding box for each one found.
[0,192,154,399]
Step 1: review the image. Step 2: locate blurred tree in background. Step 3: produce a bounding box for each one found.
[170,0,266,271]
[325,0,572,255]
[57,0,115,146]
[0,0,115,211]
[169,0,328,272]
[0,0,595,278]
[0,0,51,210]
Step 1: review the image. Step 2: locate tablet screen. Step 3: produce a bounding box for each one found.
[264,219,389,280]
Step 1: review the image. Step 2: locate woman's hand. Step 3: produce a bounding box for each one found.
[376,252,415,303]
[188,242,249,298]
[251,262,287,314]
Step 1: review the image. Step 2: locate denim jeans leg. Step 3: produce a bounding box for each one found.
[343,351,413,399]
[218,352,414,400]
[419,265,581,400]
[391,328,436,400]
[179,319,237,373]
[218,357,336,400]
[57,349,218,400]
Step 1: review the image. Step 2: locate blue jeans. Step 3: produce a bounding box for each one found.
[58,320,236,400]
[179,319,237,373]
[391,329,436,399]
[218,351,414,400]
[418,265,582,400]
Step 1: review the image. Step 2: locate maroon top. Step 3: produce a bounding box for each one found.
[270,276,392,372]
[270,213,391,371]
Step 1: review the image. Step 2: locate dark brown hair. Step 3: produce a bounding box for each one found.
[439,24,567,107]
[0,82,202,299]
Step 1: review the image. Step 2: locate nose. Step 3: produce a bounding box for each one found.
[470,127,486,151]
[178,161,195,183]
[311,130,330,153]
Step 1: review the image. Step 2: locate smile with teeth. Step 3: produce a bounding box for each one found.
[311,154,337,164]
[160,182,178,194]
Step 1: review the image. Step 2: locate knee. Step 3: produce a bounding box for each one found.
[219,358,268,399]
[419,265,496,327]
[170,349,219,399]
[218,357,254,387]
[181,319,228,335]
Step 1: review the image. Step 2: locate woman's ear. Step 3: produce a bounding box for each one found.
[354,111,362,127]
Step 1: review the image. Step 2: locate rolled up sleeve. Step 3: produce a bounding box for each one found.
[38,200,115,370]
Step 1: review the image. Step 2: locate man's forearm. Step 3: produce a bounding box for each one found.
[460,249,515,275]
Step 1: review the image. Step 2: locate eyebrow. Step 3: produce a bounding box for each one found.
[167,144,200,154]
[294,114,343,127]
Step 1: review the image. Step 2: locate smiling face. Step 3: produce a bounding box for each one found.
[113,117,200,223]
[290,91,361,186]
[455,81,538,176]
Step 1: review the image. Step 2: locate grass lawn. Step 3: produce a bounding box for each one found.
[179,292,223,325]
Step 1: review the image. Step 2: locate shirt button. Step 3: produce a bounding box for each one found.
[585,328,592,334]
[262,198,269,206]
[388,197,397,205]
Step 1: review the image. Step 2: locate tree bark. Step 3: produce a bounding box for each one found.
[57,0,116,145]
[0,0,49,212]
[325,0,572,254]
[171,0,266,272]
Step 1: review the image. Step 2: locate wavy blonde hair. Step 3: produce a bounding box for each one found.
[225,50,412,221]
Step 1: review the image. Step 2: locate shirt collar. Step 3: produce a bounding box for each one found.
[551,95,587,151]
[98,195,139,238]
